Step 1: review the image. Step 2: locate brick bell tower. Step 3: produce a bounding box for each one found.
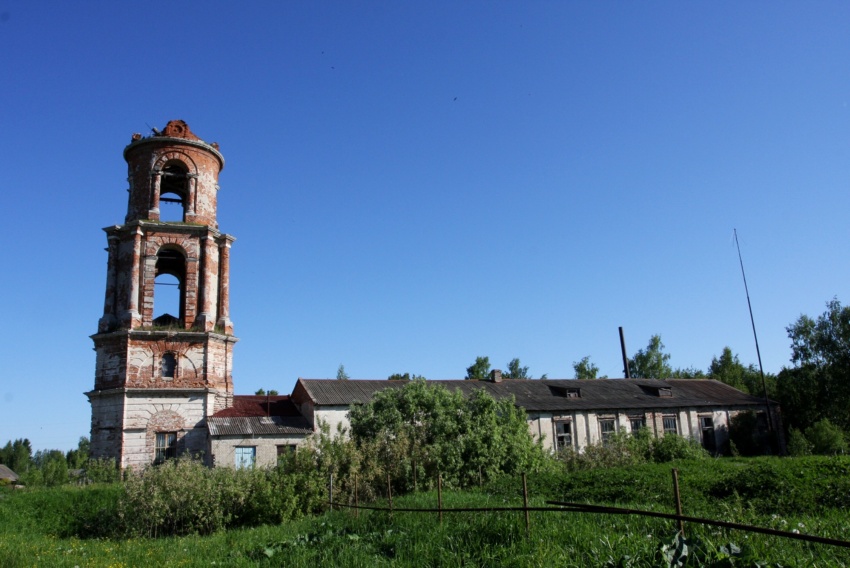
[87,120,237,469]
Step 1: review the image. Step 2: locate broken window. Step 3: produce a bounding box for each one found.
[276,445,297,459]
[663,415,678,435]
[154,432,177,464]
[235,446,256,469]
[554,420,572,451]
[161,353,177,379]
[159,164,189,222]
[599,418,616,444]
[630,415,646,432]
[700,416,716,453]
[154,248,186,325]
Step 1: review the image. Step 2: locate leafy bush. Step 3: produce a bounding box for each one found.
[117,456,328,537]
[346,380,553,493]
[556,429,708,471]
[786,428,812,456]
[805,419,847,455]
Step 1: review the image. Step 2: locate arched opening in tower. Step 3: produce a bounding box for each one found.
[154,248,186,326]
[159,164,189,222]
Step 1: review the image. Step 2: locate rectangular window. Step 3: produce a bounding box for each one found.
[276,444,297,457]
[599,418,616,444]
[154,432,177,464]
[663,415,678,435]
[630,416,646,432]
[700,416,716,453]
[235,446,256,469]
[554,421,572,451]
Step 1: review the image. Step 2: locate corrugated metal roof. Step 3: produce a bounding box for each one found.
[207,415,312,437]
[295,378,773,412]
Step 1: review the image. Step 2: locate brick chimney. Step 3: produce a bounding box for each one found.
[489,369,503,383]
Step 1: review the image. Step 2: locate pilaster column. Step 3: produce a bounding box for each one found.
[149,171,161,220]
[216,235,235,334]
[197,234,217,331]
[122,226,143,328]
[98,232,120,332]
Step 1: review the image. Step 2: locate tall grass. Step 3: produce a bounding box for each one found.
[2,457,849,566]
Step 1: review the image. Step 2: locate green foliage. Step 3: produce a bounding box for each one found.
[504,357,530,379]
[572,356,602,379]
[805,419,847,455]
[556,429,708,471]
[118,456,327,537]
[336,364,350,380]
[785,428,812,456]
[255,388,266,394]
[628,335,673,379]
[728,411,772,456]
[669,366,705,378]
[65,436,90,470]
[348,380,551,491]
[387,373,425,381]
[0,438,33,474]
[708,347,767,394]
[3,458,850,565]
[83,457,120,484]
[779,298,850,435]
[464,356,490,380]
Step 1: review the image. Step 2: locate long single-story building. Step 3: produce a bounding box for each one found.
[206,373,780,467]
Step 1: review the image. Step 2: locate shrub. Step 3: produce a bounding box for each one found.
[786,428,812,456]
[805,419,847,455]
[556,429,707,471]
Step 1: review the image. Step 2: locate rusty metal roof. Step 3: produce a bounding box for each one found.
[207,415,312,437]
[294,378,773,412]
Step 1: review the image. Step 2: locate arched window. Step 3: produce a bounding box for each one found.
[154,248,186,325]
[161,353,177,379]
[159,164,189,222]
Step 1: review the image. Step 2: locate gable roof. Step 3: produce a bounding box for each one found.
[0,464,19,482]
[293,378,773,412]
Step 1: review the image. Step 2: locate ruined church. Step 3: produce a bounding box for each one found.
[88,121,779,470]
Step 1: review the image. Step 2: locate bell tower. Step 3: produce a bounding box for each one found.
[88,120,237,469]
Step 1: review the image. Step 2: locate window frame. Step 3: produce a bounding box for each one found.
[662,415,678,435]
[629,415,646,433]
[235,446,257,469]
[554,419,573,451]
[598,417,616,444]
[154,431,177,465]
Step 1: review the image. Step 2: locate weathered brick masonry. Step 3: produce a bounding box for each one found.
[88,121,237,469]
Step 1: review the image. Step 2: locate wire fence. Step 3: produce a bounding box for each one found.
[327,469,850,549]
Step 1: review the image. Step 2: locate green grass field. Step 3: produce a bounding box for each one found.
[2,457,849,567]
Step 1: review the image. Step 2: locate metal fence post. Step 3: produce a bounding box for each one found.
[672,468,684,535]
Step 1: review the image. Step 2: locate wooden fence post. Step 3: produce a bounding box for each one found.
[387,473,393,518]
[438,473,443,524]
[671,468,685,535]
[522,473,530,539]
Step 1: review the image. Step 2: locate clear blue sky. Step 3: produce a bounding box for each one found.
[1,2,848,452]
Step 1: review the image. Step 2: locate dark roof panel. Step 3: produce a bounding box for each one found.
[207,415,312,437]
[295,378,772,412]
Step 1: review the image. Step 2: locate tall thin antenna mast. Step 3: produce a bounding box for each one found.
[733,229,775,437]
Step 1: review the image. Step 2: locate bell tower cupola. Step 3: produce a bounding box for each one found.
[88,120,238,469]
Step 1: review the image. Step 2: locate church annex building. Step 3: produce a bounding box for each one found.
[87,121,779,470]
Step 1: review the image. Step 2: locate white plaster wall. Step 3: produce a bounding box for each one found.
[314,407,351,436]
[122,390,210,470]
[211,435,306,469]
